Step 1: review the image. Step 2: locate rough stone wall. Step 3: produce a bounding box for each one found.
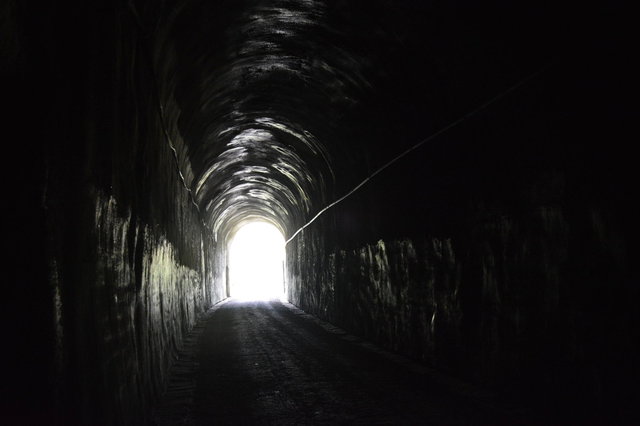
[4,2,223,425]
[286,58,637,421]
[288,183,634,422]
[73,193,215,425]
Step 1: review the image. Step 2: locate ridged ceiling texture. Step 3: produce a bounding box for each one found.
[160,0,570,242]
[166,0,382,241]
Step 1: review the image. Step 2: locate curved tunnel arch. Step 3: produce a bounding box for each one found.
[158,0,379,243]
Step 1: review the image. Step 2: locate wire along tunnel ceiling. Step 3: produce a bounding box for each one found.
[162,0,563,242]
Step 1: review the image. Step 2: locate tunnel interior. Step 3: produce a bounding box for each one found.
[3,0,638,424]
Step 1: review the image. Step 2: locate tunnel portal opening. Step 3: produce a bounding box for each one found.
[228,221,286,300]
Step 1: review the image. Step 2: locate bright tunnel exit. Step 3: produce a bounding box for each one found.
[228,221,285,300]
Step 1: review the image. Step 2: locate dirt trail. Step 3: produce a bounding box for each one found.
[154,299,534,425]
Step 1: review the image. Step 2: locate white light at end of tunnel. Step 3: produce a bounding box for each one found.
[228,221,286,301]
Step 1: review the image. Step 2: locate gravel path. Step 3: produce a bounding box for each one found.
[154,299,535,425]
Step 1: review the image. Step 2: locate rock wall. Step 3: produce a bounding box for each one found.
[286,54,637,421]
[4,2,224,425]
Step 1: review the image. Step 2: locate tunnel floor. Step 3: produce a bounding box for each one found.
[154,299,535,425]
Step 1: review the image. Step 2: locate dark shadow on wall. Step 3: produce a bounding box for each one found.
[286,8,638,423]
[3,1,225,425]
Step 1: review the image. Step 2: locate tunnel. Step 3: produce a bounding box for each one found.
[2,0,637,424]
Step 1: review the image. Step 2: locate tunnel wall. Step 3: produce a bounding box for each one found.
[286,55,637,421]
[4,2,224,425]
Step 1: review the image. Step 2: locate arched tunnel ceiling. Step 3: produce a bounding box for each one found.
[160,0,577,242]
[165,0,379,241]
